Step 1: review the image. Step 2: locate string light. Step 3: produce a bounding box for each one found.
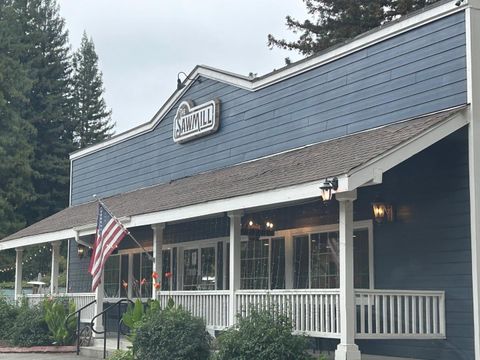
[0,244,54,273]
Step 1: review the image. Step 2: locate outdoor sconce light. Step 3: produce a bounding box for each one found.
[372,199,394,223]
[265,221,274,229]
[77,244,86,259]
[320,177,338,201]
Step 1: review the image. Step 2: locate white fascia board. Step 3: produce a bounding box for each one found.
[128,179,335,227]
[69,1,465,161]
[346,109,469,191]
[0,229,75,251]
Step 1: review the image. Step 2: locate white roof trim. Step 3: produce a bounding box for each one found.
[0,229,76,251]
[345,108,469,191]
[70,0,467,161]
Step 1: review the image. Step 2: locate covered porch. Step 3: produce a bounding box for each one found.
[1,107,470,359]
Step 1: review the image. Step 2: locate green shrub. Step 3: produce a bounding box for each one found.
[43,297,76,345]
[122,298,160,342]
[0,297,18,340]
[214,308,312,360]
[133,305,211,360]
[108,349,134,360]
[9,300,50,346]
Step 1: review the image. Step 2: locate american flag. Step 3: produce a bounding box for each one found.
[89,203,128,291]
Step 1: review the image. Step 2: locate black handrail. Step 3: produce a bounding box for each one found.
[90,298,134,359]
[65,299,97,356]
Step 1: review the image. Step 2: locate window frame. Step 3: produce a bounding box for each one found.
[274,220,374,290]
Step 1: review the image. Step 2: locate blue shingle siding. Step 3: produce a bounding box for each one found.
[358,127,473,360]
[71,12,467,206]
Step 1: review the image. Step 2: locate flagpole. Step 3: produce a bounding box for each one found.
[93,195,155,262]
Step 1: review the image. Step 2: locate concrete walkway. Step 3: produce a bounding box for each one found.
[0,354,96,359]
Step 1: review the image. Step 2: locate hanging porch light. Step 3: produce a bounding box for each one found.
[320,177,338,201]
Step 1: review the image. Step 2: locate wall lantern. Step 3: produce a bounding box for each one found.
[77,244,86,259]
[372,199,394,223]
[320,177,338,201]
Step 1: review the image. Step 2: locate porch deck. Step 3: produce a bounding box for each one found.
[26,289,445,340]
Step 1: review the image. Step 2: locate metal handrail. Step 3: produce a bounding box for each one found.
[65,299,97,356]
[90,298,134,359]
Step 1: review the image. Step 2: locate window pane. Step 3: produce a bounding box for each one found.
[271,237,285,289]
[241,238,269,289]
[104,255,120,298]
[183,249,199,290]
[132,254,141,297]
[311,232,339,289]
[141,252,153,298]
[293,235,309,289]
[217,242,223,290]
[200,247,216,290]
[172,248,177,290]
[120,255,128,298]
[354,229,370,289]
[225,243,230,290]
[162,250,171,291]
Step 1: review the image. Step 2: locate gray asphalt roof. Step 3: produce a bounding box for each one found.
[1,107,465,242]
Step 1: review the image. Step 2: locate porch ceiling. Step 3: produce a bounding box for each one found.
[0,106,468,250]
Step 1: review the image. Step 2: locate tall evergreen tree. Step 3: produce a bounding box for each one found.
[72,32,113,149]
[14,0,75,224]
[0,1,36,238]
[268,0,442,56]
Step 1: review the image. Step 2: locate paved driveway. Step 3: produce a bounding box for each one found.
[0,354,96,359]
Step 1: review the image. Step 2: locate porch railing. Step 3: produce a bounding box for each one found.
[354,289,446,339]
[236,289,340,338]
[25,292,96,322]
[158,290,230,330]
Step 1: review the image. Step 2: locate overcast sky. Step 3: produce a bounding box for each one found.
[57,0,308,133]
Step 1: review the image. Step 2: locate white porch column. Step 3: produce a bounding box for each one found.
[228,210,242,326]
[335,190,361,360]
[50,241,61,294]
[93,271,104,335]
[152,223,165,299]
[467,3,480,360]
[14,247,24,301]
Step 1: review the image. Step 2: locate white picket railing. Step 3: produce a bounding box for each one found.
[355,289,446,339]
[25,292,96,322]
[236,289,341,338]
[158,290,230,330]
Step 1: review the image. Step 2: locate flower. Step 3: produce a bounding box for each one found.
[122,280,128,289]
[154,282,161,289]
[165,272,173,279]
[140,278,147,286]
[152,271,159,280]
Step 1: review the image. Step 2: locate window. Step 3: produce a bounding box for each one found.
[293,227,372,289]
[240,237,285,289]
[104,255,120,298]
[103,251,153,299]
[162,249,172,291]
[311,232,339,288]
[182,245,217,290]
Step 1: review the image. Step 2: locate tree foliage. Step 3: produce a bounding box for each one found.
[13,0,75,224]
[0,1,36,239]
[72,32,113,148]
[0,0,112,282]
[268,0,443,56]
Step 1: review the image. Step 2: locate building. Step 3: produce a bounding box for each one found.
[1,0,480,359]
